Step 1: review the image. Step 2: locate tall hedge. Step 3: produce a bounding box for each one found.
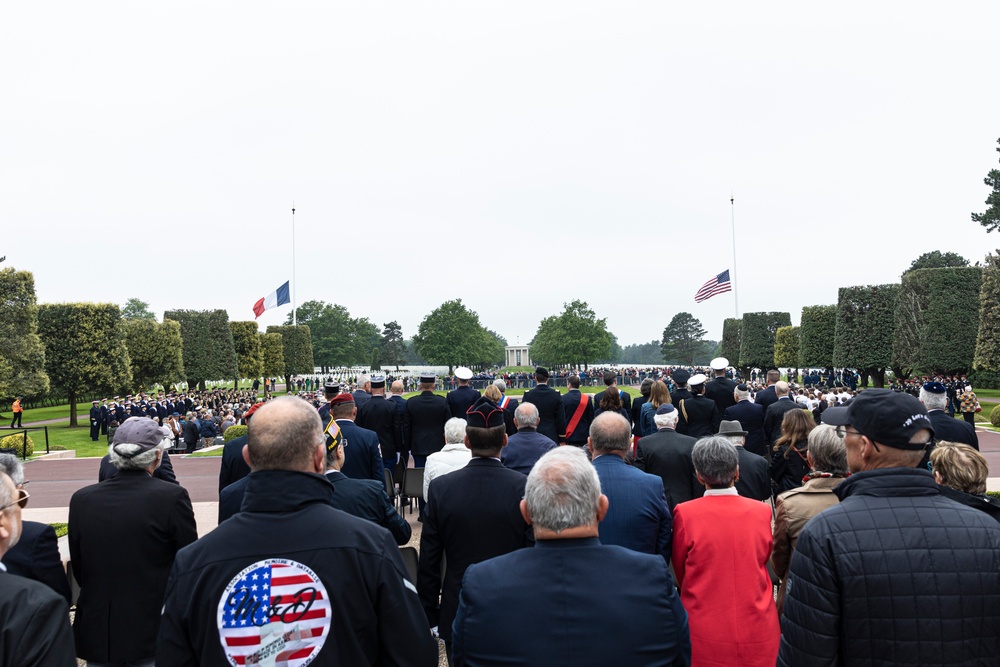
[163,310,237,390]
[266,325,314,387]
[774,326,800,368]
[260,332,285,379]
[37,303,132,426]
[974,252,1000,387]
[719,318,742,365]
[230,321,263,384]
[799,305,837,368]
[125,318,185,390]
[0,268,50,399]
[833,284,899,387]
[893,267,982,375]
[739,312,791,371]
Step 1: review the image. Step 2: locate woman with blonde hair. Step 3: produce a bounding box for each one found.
[639,380,671,436]
[769,408,816,494]
[931,440,1000,522]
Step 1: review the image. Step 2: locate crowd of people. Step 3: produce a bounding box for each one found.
[1,361,999,666]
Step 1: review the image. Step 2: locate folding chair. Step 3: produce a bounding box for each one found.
[401,467,424,515]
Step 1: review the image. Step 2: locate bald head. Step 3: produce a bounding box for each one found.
[390,380,404,395]
[247,396,324,473]
[775,381,790,397]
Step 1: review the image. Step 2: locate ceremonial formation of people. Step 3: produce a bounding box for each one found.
[1,360,1000,666]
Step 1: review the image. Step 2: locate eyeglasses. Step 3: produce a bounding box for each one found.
[0,488,29,511]
[843,427,880,453]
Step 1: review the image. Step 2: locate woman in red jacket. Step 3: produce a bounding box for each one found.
[672,436,779,667]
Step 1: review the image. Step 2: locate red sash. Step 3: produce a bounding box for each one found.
[565,393,589,441]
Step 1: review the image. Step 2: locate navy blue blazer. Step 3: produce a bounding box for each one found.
[217,434,250,492]
[723,400,767,457]
[522,384,565,443]
[325,470,411,545]
[453,538,691,667]
[336,419,385,482]
[501,428,556,475]
[446,386,481,420]
[0,520,72,605]
[98,452,177,485]
[592,454,672,561]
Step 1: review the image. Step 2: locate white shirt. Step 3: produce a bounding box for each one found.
[423,442,472,501]
[703,487,739,497]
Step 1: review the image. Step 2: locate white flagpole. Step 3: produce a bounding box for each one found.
[291,203,297,326]
[730,193,739,318]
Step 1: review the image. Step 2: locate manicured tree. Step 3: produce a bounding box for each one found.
[973,252,1000,388]
[414,299,506,374]
[798,305,837,369]
[661,312,707,366]
[739,312,791,372]
[230,321,264,387]
[0,268,50,399]
[37,303,132,426]
[266,325,314,389]
[774,326,800,369]
[260,332,285,380]
[893,267,982,376]
[164,310,238,391]
[125,318,185,391]
[902,251,969,274]
[833,284,899,388]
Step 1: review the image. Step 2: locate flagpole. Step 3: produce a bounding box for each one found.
[730,193,739,318]
[291,203,296,326]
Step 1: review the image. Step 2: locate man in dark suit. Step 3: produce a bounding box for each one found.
[754,369,781,411]
[635,404,703,513]
[630,378,653,439]
[717,420,771,501]
[0,470,77,667]
[669,368,693,405]
[452,446,691,667]
[763,381,804,446]
[404,373,451,468]
[328,393,384,482]
[589,412,672,562]
[68,418,198,666]
[418,396,533,660]
[493,379,519,437]
[593,370,632,424]
[0,454,72,605]
[182,411,200,453]
[351,373,372,409]
[724,384,768,457]
[501,403,557,475]
[447,366,481,420]
[676,374,721,438]
[522,366,565,443]
[921,381,979,451]
[324,423,411,545]
[561,374,595,448]
[704,357,738,413]
[356,375,403,474]
[388,380,409,467]
[89,400,101,441]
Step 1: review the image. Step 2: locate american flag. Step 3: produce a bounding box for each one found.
[694,270,733,303]
[218,560,331,666]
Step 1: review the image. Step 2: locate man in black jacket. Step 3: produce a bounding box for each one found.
[522,367,565,443]
[704,357,738,413]
[157,396,437,666]
[635,405,702,513]
[779,390,1000,666]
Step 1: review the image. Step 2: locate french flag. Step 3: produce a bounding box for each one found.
[253,281,290,319]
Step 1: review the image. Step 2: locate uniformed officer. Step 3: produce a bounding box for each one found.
[404,373,451,517]
[676,373,722,438]
[89,400,101,441]
[357,376,403,475]
[447,366,481,419]
[317,382,342,425]
[704,357,738,414]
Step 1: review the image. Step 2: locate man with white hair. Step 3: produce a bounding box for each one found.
[501,402,557,475]
[452,446,691,666]
[723,383,767,457]
[635,404,702,512]
[69,417,198,667]
[423,417,472,500]
[351,373,372,409]
[920,380,978,450]
[0,469,76,666]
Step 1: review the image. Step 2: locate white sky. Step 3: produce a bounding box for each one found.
[4,2,999,347]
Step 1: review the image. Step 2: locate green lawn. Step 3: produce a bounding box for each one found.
[39,425,110,458]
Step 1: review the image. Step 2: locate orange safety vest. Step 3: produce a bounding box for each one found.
[12,399,21,413]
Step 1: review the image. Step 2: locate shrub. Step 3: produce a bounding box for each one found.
[990,404,1000,428]
[223,424,247,442]
[0,433,34,457]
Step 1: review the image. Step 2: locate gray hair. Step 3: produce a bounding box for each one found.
[109,443,162,471]
[0,471,13,514]
[653,410,679,429]
[524,447,601,533]
[725,434,745,447]
[492,379,507,392]
[514,402,540,428]
[735,386,750,401]
[589,412,631,453]
[0,454,24,485]
[691,436,739,488]
[807,425,848,475]
[919,388,948,412]
[444,417,468,444]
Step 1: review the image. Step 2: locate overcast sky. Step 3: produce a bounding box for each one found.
[4,2,999,349]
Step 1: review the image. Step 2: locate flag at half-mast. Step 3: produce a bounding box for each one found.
[694,270,732,303]
[253,281,291,318]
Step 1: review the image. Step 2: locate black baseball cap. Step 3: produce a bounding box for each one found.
[821,389,933,450]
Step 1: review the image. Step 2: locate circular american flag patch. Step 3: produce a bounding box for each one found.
[217,558,331,666]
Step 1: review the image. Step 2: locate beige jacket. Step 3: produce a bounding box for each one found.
[771,475,845,614]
